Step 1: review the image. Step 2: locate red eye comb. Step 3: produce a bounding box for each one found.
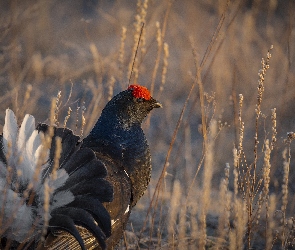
[128,85,151,100]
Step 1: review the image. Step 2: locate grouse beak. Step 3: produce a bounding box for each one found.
[151,98,162,108]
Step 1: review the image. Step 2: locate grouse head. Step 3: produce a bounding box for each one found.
[102,84,162,127]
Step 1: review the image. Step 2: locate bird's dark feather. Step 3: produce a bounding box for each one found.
[51,207,107,249]
[0,135,7,165]
[64,158,107,183]
[62,147,102,174]
[57,178,113,202]
[66,194,112,237]
[35,124,114,249]
[48,214,86,250]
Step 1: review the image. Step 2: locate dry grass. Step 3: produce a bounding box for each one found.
[1,0,295,249]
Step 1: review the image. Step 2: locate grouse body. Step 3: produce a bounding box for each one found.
[0,84,161,249]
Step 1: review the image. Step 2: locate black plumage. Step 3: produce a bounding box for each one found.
[81,85,162,247]
[39,125,113,250]
[0,84,161,249]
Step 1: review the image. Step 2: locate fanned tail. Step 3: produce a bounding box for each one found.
[0,110,113,250]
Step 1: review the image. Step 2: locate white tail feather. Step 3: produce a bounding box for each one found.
[18,114,38,179]
[27,130,42,164]
[0,109,73,243]
[3,109,18,159]
[17,114,35,152]
[3,110,50,185]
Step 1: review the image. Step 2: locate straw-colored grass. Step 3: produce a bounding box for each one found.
[1,0,295,249]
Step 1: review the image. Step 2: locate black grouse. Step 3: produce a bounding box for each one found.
[0,84,161,249]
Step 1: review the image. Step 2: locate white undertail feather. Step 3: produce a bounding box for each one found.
[0,109,74,242]
[0,182,33,242]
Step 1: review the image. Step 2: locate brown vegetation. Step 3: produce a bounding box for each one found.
[1,0,295,249]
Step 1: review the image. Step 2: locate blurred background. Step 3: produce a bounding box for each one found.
[1,0,295,247]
